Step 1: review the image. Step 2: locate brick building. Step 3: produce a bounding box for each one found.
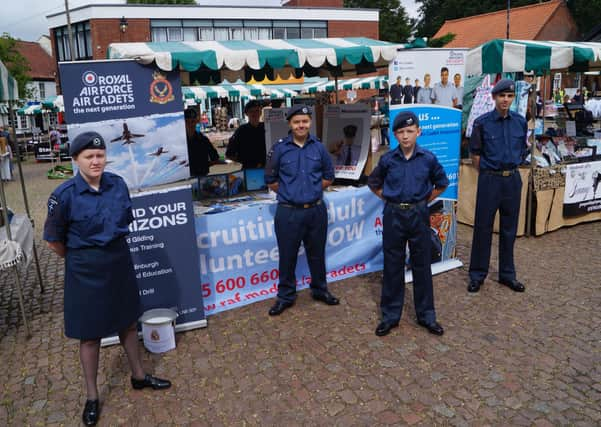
[433,0,579,49]
[46,1,379,64]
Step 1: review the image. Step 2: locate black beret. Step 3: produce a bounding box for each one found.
[184,108,198,119]
[69,131,105,157]
[286,104,312,121]
[429,200,444,215]
[492,78,516,95]
[244,100,261,112]
[392,111,419,131]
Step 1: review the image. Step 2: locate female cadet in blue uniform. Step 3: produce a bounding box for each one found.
[368,111,448,337]
[43,132,171,426]
[468,79,527,294]
[264,104,339,316]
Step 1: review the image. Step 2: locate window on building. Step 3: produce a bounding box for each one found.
[54,21,91,60]
[39,82,46,99]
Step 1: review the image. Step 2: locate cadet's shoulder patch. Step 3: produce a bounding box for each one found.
[47,194,59,216]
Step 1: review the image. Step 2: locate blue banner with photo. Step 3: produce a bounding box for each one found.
[59,60,189,190]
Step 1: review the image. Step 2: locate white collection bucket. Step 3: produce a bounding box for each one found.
[139,309,178,354]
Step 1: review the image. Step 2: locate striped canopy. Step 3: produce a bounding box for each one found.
[17,103,43,116]
[182,84,255,101]
[301,75,387,93]
[467,39,601,76]
[0,59,19,101]
[42,95,65,112]
[0,104,9,114]
[107,38,401,81]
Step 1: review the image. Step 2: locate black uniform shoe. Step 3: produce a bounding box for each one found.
[499,279,525,292]
[418,320,444,336]
[82,399,99,426]
[375,321,399,336]
[268,300,294,316]
[131,374,172,390]
[467,280,482,293]
[312,291,340,305]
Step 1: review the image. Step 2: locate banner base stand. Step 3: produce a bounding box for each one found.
[403,258,463,283]
[101,319,208,347]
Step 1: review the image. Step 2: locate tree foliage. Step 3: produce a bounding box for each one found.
[127,0,197,4]
[0,33,31,98]
[344,0,413,43]
[415,0,601,39]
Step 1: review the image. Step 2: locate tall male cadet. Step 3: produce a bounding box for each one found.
[264,105,339,316]
[368,111,448,337]
[468,79,527,293]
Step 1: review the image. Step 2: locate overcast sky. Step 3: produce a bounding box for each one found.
[1,0,420,42]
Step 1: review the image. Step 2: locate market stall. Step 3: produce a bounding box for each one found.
[0,59,45,337]
[463,39,601,235]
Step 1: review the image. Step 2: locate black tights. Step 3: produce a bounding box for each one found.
[79,322,146,400]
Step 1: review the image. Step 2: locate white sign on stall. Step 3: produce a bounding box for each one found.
[322,103,371,180]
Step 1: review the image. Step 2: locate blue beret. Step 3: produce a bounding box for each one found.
[286,104,312,120]
[69,131,106,156]
[392,111,419,131]
[429,200,444,215]
[492,79,516,95]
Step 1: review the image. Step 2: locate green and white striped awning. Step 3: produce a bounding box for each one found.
[107,38,402,81]
[182,84,255,101]
[467,39,601,75]
[301,75,387,93]
[42,95,64,112]
[0,104,9,115]
[17,103,43,116]
[0,59,19,101]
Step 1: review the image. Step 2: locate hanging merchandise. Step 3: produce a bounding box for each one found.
[466,75,494,137]
[510,80,531,118]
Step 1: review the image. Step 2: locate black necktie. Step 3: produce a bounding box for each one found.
[344,145,352,166]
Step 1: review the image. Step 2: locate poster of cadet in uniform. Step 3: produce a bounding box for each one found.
[263,107,317,153]
[59,60,188,191]
[323,103,371,181]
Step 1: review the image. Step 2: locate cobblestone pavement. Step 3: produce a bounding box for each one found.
[1,160,600,426]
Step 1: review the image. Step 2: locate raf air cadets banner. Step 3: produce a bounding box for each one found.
[195,187,461,316]
[388,48,467,201]
[59,60,189,190]
[129,186,206,328]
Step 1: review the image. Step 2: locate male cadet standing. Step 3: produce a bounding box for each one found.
[468,79,527,294]
[431,67,457,107]
[226,100,266,169]
[368,111,448,337]
[264,105,339,316]
[390,76,403,105]
[402,77,414,104]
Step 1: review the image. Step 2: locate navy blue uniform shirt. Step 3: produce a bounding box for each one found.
[470,109,527,171]
[368,145,449,203]
[265,134,334,204]
[44,172,133,248]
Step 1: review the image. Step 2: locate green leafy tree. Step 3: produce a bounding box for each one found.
[566,0,601,37]
[127,0,197,4]
[344,0,413,43]
[0,33,31,98]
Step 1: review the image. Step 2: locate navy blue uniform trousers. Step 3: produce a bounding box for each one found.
[469,172,522,282]
[274,203,329,303]
[381,203,436,324]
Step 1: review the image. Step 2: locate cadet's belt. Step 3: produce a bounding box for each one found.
[279,199,322,209]
[387,200,426,210]
[482,169,517,177]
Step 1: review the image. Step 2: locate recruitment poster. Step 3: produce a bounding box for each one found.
[322,104,371,180]
[263,107,317,153]
[59,60,189,191]
[195,186,461,316]
[129,186,206,328]
[563,160,601,217]
[388,48,467,201]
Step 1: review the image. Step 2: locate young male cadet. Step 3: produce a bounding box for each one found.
[368,111,448,337]
[468,79,527,294]
[226,100,266,169]
[264,105,339,316]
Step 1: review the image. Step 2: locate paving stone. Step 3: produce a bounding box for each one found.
[0,160,600,425]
